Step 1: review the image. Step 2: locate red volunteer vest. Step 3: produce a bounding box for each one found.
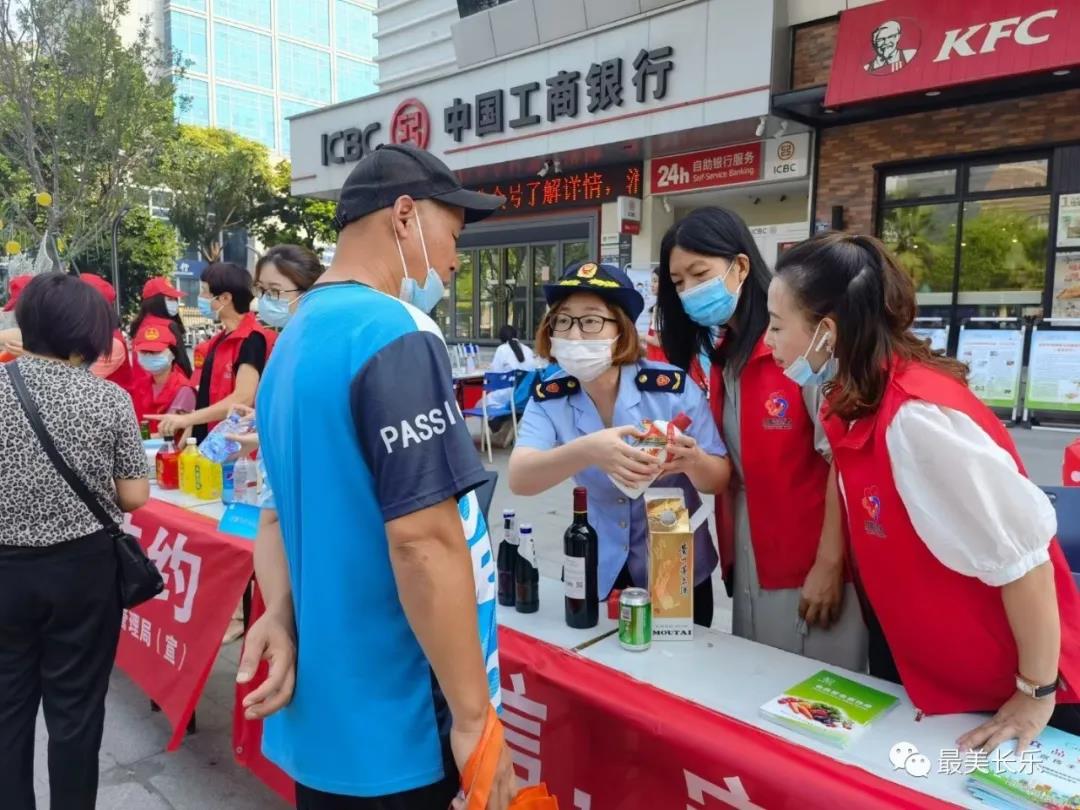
[823,361,1080,715]
[202,313,276,425]
[106,328,134,390]
[130,365,194,423]
[708,336,831,590]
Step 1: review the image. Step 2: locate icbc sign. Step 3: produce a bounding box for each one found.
[826,0,1078,107]
[390,98,431,150]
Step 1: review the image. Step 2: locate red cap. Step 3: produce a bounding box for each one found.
[79,273,116,304]
[132,316,176,353]
[671,412,692,432]
[2,275,31,312]
[142,276,183,300]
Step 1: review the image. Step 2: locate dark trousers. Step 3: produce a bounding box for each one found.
[0,531,122,810]
[612,564,714,628]
[296,741,459,810]
[864,601,1080,735]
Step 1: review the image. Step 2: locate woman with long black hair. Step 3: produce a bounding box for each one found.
[130,278,191,377]
[771,231,1080,748]
[655,207,866,670]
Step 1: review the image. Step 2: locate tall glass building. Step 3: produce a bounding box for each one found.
[164,0,378,157]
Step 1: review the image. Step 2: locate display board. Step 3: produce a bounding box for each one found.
[626,266,657,336]
[1024,325,1080,416]
[956,322,1025,416]
[1052,252,1080,319]
[912,319,950,354]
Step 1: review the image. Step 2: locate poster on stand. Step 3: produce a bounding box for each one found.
[626,266,657,336]
[956,327,1024,410]
[1052,252,1080,319]
[912,327,949,354]
[1057,195,1080,249]
[1025,329,1080,413]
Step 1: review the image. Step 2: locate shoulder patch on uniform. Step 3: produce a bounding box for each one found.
[533,377,580,401]
[636,368,685,393]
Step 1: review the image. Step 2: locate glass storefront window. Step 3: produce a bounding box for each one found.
[505,246,528,335]
[531,244,556,337]
[967,159,1048,194]
[455,251,474,340]
[959,196,1050,293]
[562,240,590,269]
[478,249,500,341]
[884,169,957,202]
[880,204,958,294]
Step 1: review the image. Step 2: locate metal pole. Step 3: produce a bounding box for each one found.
[110,206,131,317]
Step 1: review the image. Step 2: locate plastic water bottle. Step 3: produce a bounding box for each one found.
[233,456,258,505]
[465,344,477,373]
[221,461,236,505]
[199,410,248,464]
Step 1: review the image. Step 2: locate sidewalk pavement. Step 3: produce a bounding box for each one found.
[33,425,1075,808]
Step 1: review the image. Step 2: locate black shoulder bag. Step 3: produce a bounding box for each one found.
[7,362,165,608]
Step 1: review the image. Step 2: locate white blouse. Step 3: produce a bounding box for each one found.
[883,402,1056,587]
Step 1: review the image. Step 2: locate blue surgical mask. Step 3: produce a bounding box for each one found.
[165,299,180,317]
[197,297,217,320]
[783,322,836,388]
[258,294,293,329]
[678,261,742,327]
[394,211,446,315]
[137,351,172,375]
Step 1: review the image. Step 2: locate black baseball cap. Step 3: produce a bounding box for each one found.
[333,144,506,231]
[544,260,645,323]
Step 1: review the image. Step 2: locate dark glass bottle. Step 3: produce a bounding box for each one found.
[497,509,519,607]
[564,487,599,628]
[514,524,539,614]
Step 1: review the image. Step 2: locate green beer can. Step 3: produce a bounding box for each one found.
[618,588,651,651]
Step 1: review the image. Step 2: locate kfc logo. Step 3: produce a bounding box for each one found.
[865,19,920,75]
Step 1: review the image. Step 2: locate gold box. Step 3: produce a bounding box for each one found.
[645,488,693,640]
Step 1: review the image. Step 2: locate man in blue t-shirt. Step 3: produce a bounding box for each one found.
[237,145,514,810]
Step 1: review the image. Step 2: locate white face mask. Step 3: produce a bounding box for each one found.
[550,337,615,382]
[165,299,180,317]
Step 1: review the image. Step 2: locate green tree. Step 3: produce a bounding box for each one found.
[959,207,1047,292]
[160,126,276,261]
[250,160,336,254]
[72,207,180,320]
[0,0,179,266]
[880,206,955,292]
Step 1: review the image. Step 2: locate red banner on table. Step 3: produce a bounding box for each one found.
[650,142,763,195]
[825,0,1080,108]
[497,628,956,810]
[116,500,254,750]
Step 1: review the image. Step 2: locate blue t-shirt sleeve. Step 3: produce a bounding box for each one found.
[681,377,727,457]
[350,331,488,522]
[515,399,558,451]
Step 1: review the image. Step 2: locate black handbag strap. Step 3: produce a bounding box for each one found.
[6,361,121,534]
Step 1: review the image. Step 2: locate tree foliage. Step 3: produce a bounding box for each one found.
[160,126,276,261]
[0,0,178,265]
[72,206,180,320]
[249,160,337,255]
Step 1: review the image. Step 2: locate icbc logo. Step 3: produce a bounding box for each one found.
[390,98,431,150]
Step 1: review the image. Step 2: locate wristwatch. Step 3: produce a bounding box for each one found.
[1015,673,1060,699]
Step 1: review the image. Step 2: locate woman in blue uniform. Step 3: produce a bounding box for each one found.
[509,261,731,626]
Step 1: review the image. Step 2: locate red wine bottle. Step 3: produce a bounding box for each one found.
[514,524,539,614]
[564,487,598,628]
[497,509,518,607]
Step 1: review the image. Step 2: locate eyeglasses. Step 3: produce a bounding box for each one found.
[550,314,618,335]
[255,286,300,302]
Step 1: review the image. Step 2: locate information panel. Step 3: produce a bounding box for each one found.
[912,327,949,354]
[1025,328,1080,413]
[956,326,1024,411]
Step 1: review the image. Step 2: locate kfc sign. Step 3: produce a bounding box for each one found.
[826,1,1080,107]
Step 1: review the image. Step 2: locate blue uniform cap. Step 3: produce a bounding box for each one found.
[542,260,645,323]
